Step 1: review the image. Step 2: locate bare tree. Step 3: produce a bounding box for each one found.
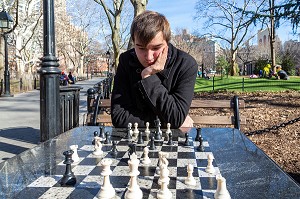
[127,0,148,49]
[195,0,264,76]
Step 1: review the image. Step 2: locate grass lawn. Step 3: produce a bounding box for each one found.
[194,76,300,92]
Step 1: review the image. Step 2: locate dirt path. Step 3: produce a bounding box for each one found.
[192,90,300,184]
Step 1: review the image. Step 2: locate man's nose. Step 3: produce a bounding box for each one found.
[145,50,154,61]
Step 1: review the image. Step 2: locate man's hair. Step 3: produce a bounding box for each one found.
[130,10,171,46]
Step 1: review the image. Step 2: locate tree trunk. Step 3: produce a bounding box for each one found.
[269,0,276,72]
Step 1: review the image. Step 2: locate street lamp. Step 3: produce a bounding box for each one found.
[0,9,14,97]
[106,50,111,77]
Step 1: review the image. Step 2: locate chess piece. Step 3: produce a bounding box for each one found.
[185,164,196,186]
[137,131,144,144]
[125,153,143,199]
[184,132,191,146]
[128,123,133,135]
[195,128,201,141]
[166,123,172,134]
[128,143,136,159]
[133,122,139,137]
[126,125,132,139]
[97,158,116,199]
[93,137,103,155]
[214,174,231,199]
[142,147,151,165]
[157,164,172,199]
[144,122,150,141]
[197,136,205,152]
[110,140,118,157]
[149,134,156,150]
[154,117,162,140]
[69,145,80,163]
[60,150,76,186]
[205,154,215,174]
[104,131,111,144]
[167,132,174,145]
[157,152,169,177]
[99,126,105,139]
[92,131,99,145]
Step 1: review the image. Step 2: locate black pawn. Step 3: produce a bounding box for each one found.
[126,127,132,139]
[184,132,191,146]
[149,135,156,150]
[137,131,144,144]
[110,140,118,157]
[104,131,111,144]
[154,130,162,140]
[167,132,174,145]
[60,150,76,186]
[195,128,201,141]
[128,143,136,158]
[197,137,205,152]
[92,131,99,145]
[99,126,105,139]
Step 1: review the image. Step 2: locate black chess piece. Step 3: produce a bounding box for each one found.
[110,140,118,157]
[167,132,174,145]
[128,143,136,158]
[137,131,144,144]
[99,126,105,139]
[92,131,99,145]
[104,131,111,144]
[197,137,205,152]
[149,134,156,150]
[184,132,191,146]
[126,126,132,139]
[60,150,76,186]
[195,128,201,141]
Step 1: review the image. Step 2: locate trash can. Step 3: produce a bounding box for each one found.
[59,86,82,133]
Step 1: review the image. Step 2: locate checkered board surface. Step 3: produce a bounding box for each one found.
[18,133,221,199]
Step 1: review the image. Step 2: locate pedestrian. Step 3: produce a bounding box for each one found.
[111,10,198,128]
[68,72,75,84]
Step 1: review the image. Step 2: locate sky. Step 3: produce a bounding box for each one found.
[147,0,299,43]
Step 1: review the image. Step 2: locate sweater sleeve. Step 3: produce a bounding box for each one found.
[137,57,198,128]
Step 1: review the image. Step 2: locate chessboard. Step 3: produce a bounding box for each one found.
[16,126,224,199]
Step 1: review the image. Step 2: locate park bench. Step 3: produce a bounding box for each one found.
[85,93,246,130]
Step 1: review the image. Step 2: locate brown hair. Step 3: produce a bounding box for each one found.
[130,10,171,46]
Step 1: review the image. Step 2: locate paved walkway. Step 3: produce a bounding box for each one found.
[0,77,104,163]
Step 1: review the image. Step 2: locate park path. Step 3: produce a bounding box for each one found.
[0,77,104,163]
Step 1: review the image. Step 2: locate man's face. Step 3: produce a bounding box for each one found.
[134,31,168,68]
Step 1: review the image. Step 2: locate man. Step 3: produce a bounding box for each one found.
[111,11,197,128]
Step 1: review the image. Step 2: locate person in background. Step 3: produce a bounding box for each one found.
[60,71,69,86]
[111,10,198,129]
[68,72,75,84]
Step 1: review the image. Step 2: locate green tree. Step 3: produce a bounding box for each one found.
[281,52,295,75]
[216,56,230,78]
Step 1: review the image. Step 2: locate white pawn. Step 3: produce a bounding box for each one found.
[93,137,103,156]
[125,153,143,199]
[185,164,196,186]
[157,164,172,199]
[133,122,139,136]
[142,147,151,165]
[144,122,150,141]
[205,154,215,174]
[214,174,231,199]
[166,123,172,134]
[97,158,115,199]
[70,145,80,163]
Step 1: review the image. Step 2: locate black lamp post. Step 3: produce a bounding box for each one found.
[38,0,61,142]
[106,50,111,77]
[0,9,14,97]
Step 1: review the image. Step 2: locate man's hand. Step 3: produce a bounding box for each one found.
[141,46,168,79]
[179,115,194,132]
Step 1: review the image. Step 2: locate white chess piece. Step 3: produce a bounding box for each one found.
[157,164,172,199]
[133,122,139,136]
[214,174,231,199]
[144,122,150,141]
[185,164,196,186]
[69,145,80,163]
[205,154,215,174]
[142,147,151,165]
[97,158,115,199]
[166,123,172,134]
[125,153,143,199]
[93,137,103,155]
